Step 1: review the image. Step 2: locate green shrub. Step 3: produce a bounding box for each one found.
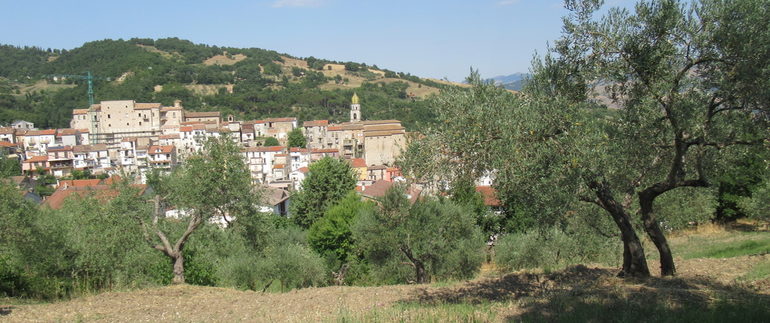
[654,187,717,231]
[495,226,621,272]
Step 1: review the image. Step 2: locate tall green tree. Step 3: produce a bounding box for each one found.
[290,157,356,228]
[263,137,280,146]
[308,191,372,275]
[287,128,307,148]
[140,137,263,284]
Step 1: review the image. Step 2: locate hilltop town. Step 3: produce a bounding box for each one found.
[0,94,408,207]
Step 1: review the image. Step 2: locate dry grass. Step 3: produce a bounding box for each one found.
[279,56,309,69]
[202,53,247,66]
[135,44,181,60]
[15,80,76,95]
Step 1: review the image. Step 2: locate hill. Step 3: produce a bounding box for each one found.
[0,38,464,130]
[4,224,769,322]
[488,73,529,91]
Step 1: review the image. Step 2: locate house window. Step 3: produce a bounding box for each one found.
[139,122,142,126]
[108,114,111,119]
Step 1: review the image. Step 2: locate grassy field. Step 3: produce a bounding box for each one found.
[3,223,769,322]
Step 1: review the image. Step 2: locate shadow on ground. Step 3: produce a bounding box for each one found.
[0,306,13,316]
[403,265,770,322]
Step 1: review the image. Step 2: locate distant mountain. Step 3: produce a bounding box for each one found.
[487,73,530,91]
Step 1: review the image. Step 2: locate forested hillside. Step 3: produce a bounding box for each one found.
[0,38,452,129]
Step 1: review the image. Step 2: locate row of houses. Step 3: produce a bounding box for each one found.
[0,94,407,191]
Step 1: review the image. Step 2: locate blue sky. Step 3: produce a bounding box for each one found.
[0,0,632,81]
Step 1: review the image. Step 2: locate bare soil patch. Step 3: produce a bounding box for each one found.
[203,53,247,66]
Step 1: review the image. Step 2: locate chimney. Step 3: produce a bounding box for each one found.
[174,100,181,108]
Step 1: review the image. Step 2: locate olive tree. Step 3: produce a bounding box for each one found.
[352,186,485,284]
[403,0,769,277]
[139,137,263,284]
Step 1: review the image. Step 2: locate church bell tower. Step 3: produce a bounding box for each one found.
[350,93,361,123]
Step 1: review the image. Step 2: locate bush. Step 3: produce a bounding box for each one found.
[495,221,621,272]
[654,187,718,230]
[739,177,770,223]
[353,187,485,284]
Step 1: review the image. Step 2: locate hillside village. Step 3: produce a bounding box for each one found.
[0,94,430,213]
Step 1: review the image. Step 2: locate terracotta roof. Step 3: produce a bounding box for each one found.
[303,120,329,127]
[274,153,288,157]
[0,141,15,148]
[298,167,309,174]
[181,121,217,125]
[72,109,89,115]
[351,158,367,168]
[262,186,290,206]
[160,106,182,111]
[159,134,180,139]
[135,103,161,110]
[262,146,286,152]
[27,129,56,136]
[185,111,221,118]
[77,128,90,133]
[338,123,364,130]
[56,128,80,136]
[44,184,147,210]
[0,127,14,134]
[273,164,285,169]
[327,126,343,131]
[25,156,48,163]
[476,186,502,207]
[73,144,108,153]
[290,147,309,153]
[264,117,296,123]
[179,126,193,132]
[148,145,175,154]
[387,167,400,172]
[59,179,101,188]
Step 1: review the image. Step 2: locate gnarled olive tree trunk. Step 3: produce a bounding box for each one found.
[587,179,650,277]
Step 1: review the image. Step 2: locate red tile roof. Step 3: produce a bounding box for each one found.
[59,179,102,188]
[27,129,56,136]
[25,156,48,163]
[0,141,14,148]
[351,158,367,168]
[148,145,175,154]
[44,184,147,210]
[475,186,501,207]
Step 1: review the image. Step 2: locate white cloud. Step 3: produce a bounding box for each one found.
[497,0,520,6]
[271,0,324,8]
